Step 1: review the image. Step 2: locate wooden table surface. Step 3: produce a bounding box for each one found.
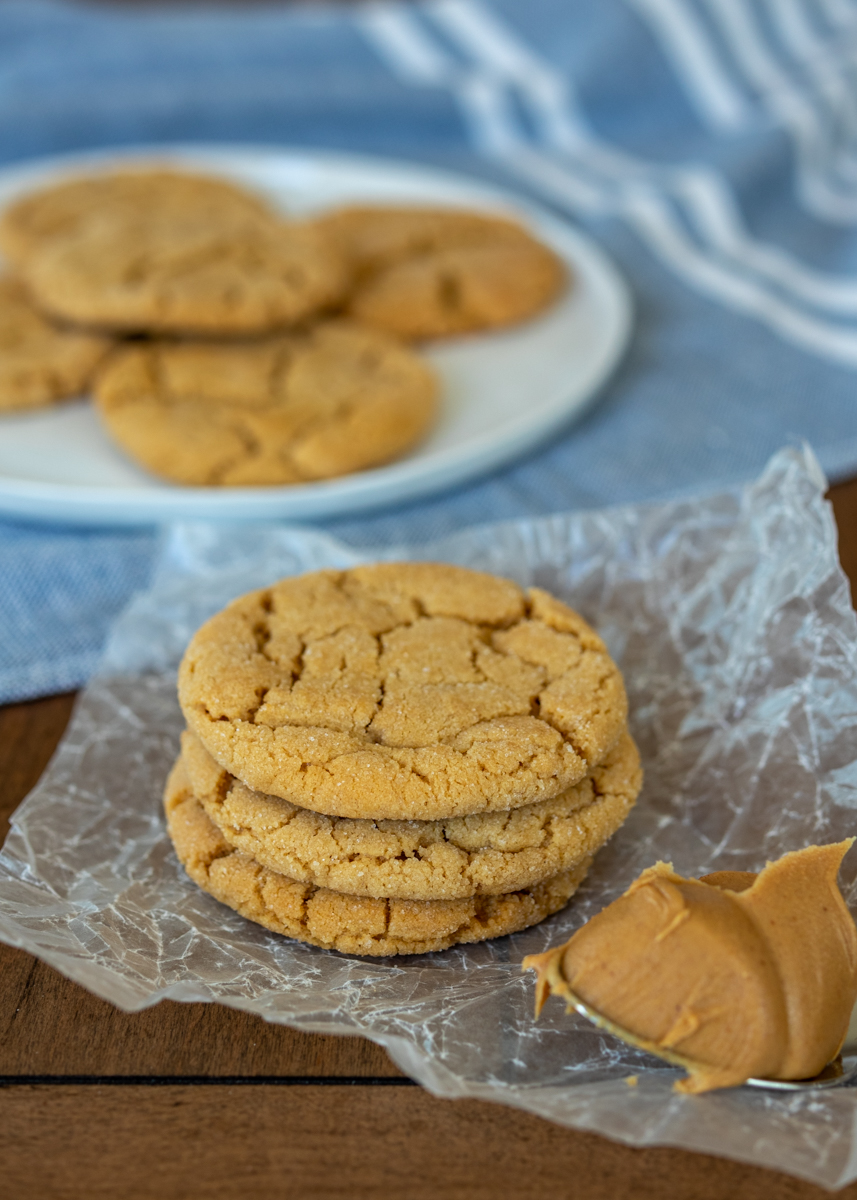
[4,481,857,1199]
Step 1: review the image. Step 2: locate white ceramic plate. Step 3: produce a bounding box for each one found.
[0,145,632,526]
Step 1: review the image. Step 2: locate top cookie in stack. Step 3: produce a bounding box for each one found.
[167,562,642,956]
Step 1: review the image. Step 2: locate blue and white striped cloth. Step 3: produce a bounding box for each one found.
[4,0,857,702]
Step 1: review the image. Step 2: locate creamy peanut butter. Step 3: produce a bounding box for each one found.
[524,842,857,1093]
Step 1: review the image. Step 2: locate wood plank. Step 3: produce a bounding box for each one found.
[0,1083,850,1200]
[830,475,857,597]
[0,944,400,1076]
[0,690,76,837]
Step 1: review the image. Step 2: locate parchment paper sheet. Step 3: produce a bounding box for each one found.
[3,445,857,1189]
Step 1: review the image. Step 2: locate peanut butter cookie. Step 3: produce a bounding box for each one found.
[22,211,347,336]
[0,277,111,411]
[165,756,590,956]
[315,205,566,338]
[94,321,438,485]
[0,167,275,269]
[178,564,628,820]
[316,205,545,274]
[182,726,641,900]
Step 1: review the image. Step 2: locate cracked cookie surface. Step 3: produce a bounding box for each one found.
[0,276,112,411]
[94,321,438,485]
[182,726,641,900]
[314,205,566,339]
[22,208,347,335]
[0,167,276,270]
[165,757,591,956]
[178,563,628,820]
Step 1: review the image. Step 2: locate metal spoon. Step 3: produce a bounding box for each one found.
[567,990,857,1091]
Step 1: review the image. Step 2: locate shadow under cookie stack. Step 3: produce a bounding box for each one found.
[167,562,642,956]
[0,165,566,487]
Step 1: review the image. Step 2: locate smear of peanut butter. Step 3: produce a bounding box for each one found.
[524,842,857,1093]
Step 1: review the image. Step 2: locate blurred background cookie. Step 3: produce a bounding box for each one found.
[316,205,545,272]
[0,167,276,269]
[316,205,567,338]
[0,276,112,412]
[94,320,438,485]
[21,214,348,336]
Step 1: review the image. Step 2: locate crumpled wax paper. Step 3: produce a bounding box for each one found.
[3,444,857,1189]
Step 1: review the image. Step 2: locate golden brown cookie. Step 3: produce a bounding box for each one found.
[316,206,544,274]
[0,276,112,412]
[21,210,347,336]
[165,756,590,956]
[349,241,566,339]
[93,321,438,486]
[0,167,275,269]
[178,564,628,820]
[315,205,566,338]
[182,726,641,900]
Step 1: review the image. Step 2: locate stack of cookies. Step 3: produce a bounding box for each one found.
[0,165,567,486]
[166,562,641,956]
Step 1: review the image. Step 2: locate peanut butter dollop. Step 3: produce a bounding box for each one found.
[524,842,857,1093]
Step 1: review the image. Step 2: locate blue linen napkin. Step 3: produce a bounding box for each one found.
[4,0,857,702]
